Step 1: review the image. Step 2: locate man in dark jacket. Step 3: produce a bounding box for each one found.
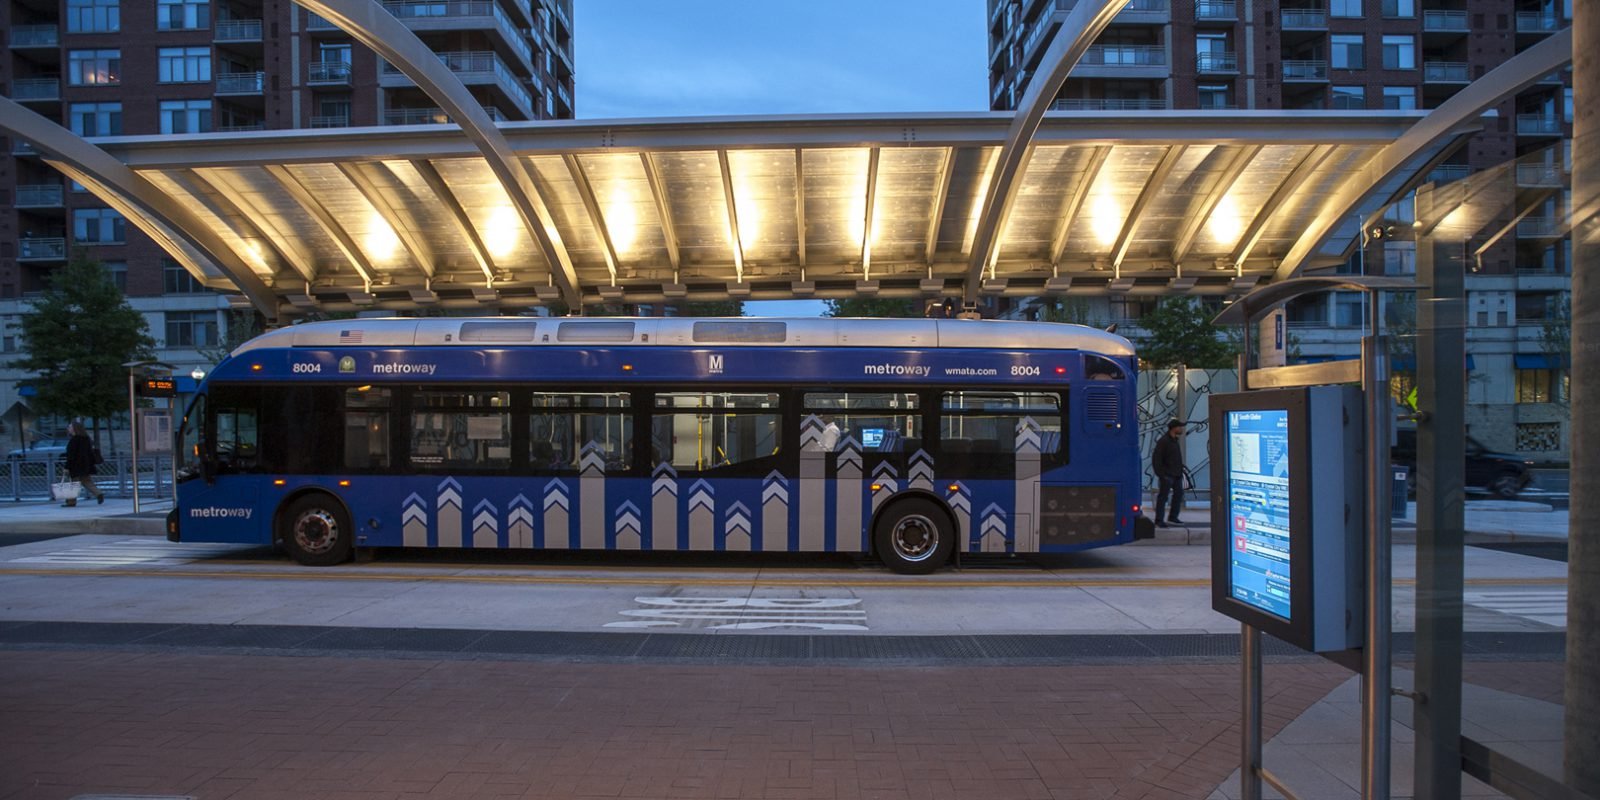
[63,421,105,507]
[1152,419,1186,527]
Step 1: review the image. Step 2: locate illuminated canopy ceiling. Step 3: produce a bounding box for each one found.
[93,110,1463,314]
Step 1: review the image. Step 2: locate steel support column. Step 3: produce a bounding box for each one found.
[1412,184,1465,800]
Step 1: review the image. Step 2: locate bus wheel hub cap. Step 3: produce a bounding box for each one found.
[893,515,937,562]
[295,511,339,553]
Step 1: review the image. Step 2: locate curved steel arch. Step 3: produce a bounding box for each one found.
[294,0,583,309]
[0,96,279,316]
[1273,27,1573,281]
[963,0,1131,304]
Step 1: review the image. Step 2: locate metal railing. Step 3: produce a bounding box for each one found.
[1051,98,1169,111]
[1516,164,1564,186]
[12,78,61,101]
[2,456,175,502]
[310,114,351,128]
[381,0,532,66]
[16,184,64,207]
[1195,0,1235,20]
[1516,114,1563,135]
[1197,52,1238,72]
[1515,12,1560,33]
[1117,0,1169,15]
[382,51,533,112]
[1423,61,1469,82]
[307,12,338,29]
[1517,217,1560,237]
[216,123,265,132]
[18,237,67,260]
[1282,60,1329,81]
[1281,8,1328,28]
[214,19,262,41]
[1081,45,1166,67]
[1422,9,1468,31]
[10,24,60,47]
[308,60,353,84]
[385,107,452,126]
[215,71,265,94]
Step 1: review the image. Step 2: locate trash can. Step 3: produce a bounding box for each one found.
[1390,465,1409,519]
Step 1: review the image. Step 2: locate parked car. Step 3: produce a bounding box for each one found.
[1392,429,1533,499]
[5,437,71,461]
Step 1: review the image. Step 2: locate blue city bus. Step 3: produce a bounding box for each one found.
[170,317,1150,574]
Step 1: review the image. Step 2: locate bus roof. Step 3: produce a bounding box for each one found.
[232,317,1136,358]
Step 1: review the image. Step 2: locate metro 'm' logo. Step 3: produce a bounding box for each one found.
[708,354,724,374]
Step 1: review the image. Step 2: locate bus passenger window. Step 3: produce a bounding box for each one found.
[1085,355,1125,381]
[802,392,920,453]
[653,392,779,473]
[939,391,1066,470]
[411,390,511,469]
[344,386,390,470]
[529,392,633,473]
[215,406,260,470]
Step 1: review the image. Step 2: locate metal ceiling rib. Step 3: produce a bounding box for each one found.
[82,111,1445,313]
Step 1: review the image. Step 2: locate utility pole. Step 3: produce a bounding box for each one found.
[1566,2,1599,793]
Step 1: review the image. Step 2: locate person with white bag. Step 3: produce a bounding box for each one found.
[60,421,104,507]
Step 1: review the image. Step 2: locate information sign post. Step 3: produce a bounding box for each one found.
[124,361,175,513]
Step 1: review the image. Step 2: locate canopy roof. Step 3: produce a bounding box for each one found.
[94,110,1457,313]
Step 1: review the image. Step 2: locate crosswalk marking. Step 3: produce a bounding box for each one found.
[1463,590,1567,628]
[606,596,869,630]
[9,539,245,567]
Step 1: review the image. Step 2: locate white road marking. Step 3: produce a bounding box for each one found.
[10,539,245,567]
[1463,590,1567,628]
[605,596,868,630]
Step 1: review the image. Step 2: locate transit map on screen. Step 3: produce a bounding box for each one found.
[1226,409,1292,620]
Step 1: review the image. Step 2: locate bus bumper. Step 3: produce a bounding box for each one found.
[1133,516,1155,541]
[166,508,180,542]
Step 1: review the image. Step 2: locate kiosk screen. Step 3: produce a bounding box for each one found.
[1226,409,1292,620]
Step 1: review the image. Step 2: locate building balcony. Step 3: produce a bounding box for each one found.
[383,105,510,125]
[215,71,265,95]
[9,24,60,48]
[308,60,353,86]
[1427,164,1471,185]
[1194,0,1235,21]
[1074,44,1167,78]
[1051,98,1168,111]
[1422,9,1468,33]
[381,51,533,116]
[1423,61,1469,83]
[1516,164,1564,187]
[215,19,263,42]
[1516,12,1561,34]
[12,140,40,157]
[553,1,570,32]
[11,78,61,102]
[381,1,533,68]
[1516,114,1563,136]
[556,81,571,111]
[505,0,533,26]
[307,12,339,31]
[1280,8,1328,29]
[1282,60,1328,82]
[1517,217,1561,238]
[216,123,265,132]
[1113,0,1169,24]
[309,114,350,128]
[16,184,64,208]
[1196,51,1238,73]
[18,237,67,261]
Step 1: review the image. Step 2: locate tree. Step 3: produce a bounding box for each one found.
[1133,297,1238,369]
[824,297,919,318]
[199,310,265,365]
[11,255,156,450]
[1037,297,1105,327]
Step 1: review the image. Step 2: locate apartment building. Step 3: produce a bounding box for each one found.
[0,0,574,439]
[987,0,1575,461]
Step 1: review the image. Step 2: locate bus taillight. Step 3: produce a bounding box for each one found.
[1055,366,1066,375]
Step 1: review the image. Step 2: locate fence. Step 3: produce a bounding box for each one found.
[1137,367,1240,499]
[2,455,176,502]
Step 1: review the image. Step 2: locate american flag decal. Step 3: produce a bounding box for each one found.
[339,329,363,344]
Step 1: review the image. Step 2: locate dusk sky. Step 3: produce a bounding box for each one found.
[573,2,988,314]
[574,1,990,119]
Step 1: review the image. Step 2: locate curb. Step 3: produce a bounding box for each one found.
[5,516,166,536]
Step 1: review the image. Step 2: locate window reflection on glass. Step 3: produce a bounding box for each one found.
[940,391,1065,465]
[653,393,779,472]
[411,390,510,468]
[530,392,632,473]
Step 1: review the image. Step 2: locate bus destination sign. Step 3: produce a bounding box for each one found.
[138,377,177,398]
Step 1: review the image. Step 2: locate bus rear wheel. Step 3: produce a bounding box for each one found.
[279,494,353,567]
[874,498,954,575]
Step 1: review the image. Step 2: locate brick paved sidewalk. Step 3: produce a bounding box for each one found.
[0,650,1347,800]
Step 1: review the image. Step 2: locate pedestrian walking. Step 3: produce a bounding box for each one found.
[63,421,105,507]
[1152,419,1186,527]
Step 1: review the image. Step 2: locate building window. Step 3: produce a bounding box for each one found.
[69,103,122,136]
[1334,293,1365,327]
[158,47,212,83]
[1383,241,1416,275]
[103,260,127,292]
[1197,84,1231,109]
[1381,35,1416,70]
[1330,0,1361,17]
[165,311,219,348]
[157,0,208,30]
[1332,85,1365,109]
[74,208,126,244]
[1382,86,1417,110]
[159,99,212,134]
[163,260,206,293]
[67,49,121,85]
[67,0,120,32]
[1381,0,1415,17]
[1331,35,1364,70]
[1516,369,1561,404]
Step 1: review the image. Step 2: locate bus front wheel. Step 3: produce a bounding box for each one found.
[874,498,954,575]
[279,494,353,567]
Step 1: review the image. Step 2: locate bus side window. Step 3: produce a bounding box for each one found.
[653,392,780,474]
[344,386,391,470]
[529,392,633,474]
[177,393,206,481]
[215,406,259,470]
[1085,355,1125,381]
[939,391,1067,475]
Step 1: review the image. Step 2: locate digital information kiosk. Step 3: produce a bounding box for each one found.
[1209,385,1364,653]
